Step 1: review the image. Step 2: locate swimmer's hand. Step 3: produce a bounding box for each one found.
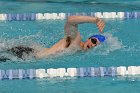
[96,18,105,33]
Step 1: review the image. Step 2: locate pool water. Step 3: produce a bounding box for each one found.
[0,1,140,13]
[0,1,140,93]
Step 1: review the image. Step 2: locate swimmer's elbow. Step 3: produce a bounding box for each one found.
[67,16,74,22]
[67,16,77,24]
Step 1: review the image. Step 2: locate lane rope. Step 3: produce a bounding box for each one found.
[0,66,140,80]
[0,12,140,21]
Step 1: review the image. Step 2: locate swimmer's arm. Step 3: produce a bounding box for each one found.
[67,16,105,33]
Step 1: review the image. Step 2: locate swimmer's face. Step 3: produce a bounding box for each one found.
[83,38,98,50]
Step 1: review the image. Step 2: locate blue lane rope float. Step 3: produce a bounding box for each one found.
[0,12,140,21]
[0,66,140,80]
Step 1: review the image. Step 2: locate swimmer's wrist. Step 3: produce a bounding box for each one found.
[95,17,100,24]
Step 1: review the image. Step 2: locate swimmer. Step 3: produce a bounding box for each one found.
[0,16,105,61]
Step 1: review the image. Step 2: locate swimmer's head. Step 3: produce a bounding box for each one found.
[83,34,105,50]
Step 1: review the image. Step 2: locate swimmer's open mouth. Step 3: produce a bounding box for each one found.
[87,45,90,49]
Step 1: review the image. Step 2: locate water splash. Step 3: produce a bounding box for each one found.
[0,34,44,62]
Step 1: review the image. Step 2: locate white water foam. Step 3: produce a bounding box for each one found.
[0,34,45,62]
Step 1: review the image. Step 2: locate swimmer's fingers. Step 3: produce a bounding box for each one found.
[97,20,105,33]
[98,22,105,33]
[101,23,105,32]
[96,19,105,33]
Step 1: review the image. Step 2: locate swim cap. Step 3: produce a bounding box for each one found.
[89,34,106,42]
